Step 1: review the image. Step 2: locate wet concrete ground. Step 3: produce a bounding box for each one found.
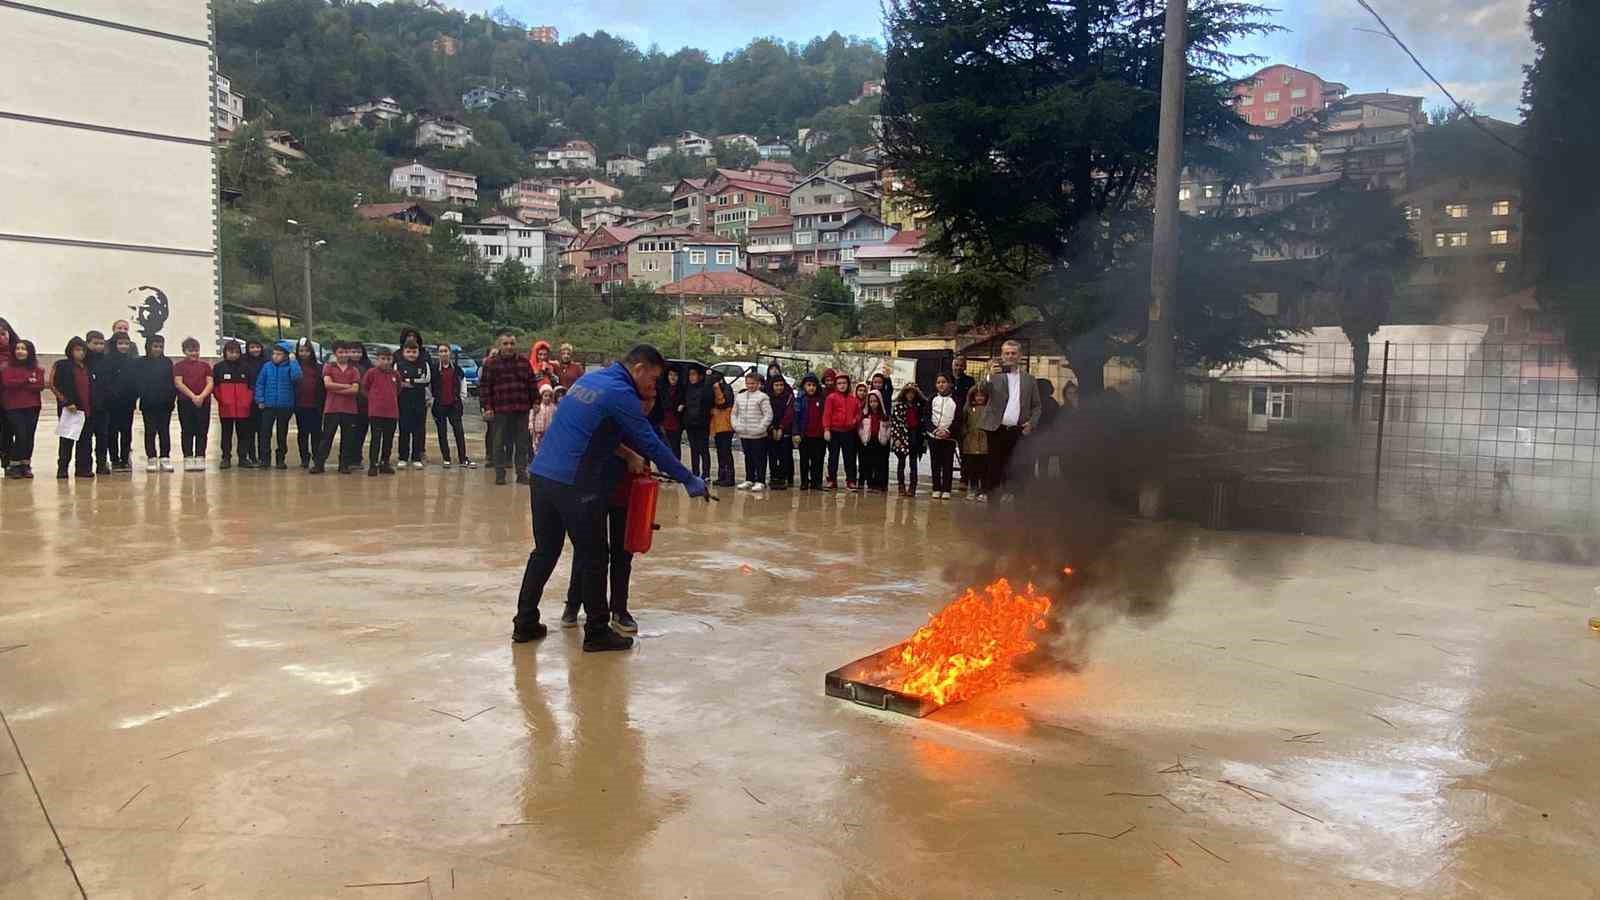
[4,437,1600,897]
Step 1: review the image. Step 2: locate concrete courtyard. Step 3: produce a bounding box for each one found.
[3,468,1599,898]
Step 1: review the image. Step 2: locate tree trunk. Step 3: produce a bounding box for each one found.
[1348,333,1369,423]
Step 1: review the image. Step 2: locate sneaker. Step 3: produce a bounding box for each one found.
[442,460,452,469]
[300,458,310,469]
[336,465,350,475]
[275,458,288,470]
[465,459,478,470]
[751,482,765,493]
[368,465,379,477]
[824,480,836,491]
[582,629,634,653]
[610,611,638,634]
[146,459,160,472]
[495,469,507,485]
[512,622,549,643]
[219,458,231,470]
[516,472,530,485]
[160,458,175,472]
[56,466,68,479]
[976,492,989,502]
[379,463,396,475]
[845,480,857,491]
[413,460,425,470]
[560,605,581,628]
[308,462,325,474]
[736,481,752,490]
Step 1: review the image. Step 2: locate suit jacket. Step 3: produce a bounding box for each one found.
[980,369,1041,432]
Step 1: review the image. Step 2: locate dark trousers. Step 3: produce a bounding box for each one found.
[351,414,369,465]
[90,407,112,466]
[827,431,858,484]
[398,391,427,461]
[516,476,610,637]
[141,403,173,458]
[258,408,292,462]
[294,407,322,464]
[768,436,794,486]
[566,503,632,617]
[929,437,956,493]
[220,418,254,462]
[860,442,890,491]
[5,408,39,465]
[368,417,397,466]
[317,412,359,468]
[740,436,768,484]
[177,400,210,457]
[664,429,682,463]
[896,437,925,492]
[713,431,735,485]
[111,401,135,465]
[0,408,11,464]
[433,403,467,462]
[490,410,531,473]
[687,427,710,479]
[964,453,990,494]
[58,435,92,474]
[987,426,1022,497]
[799,436,826,488]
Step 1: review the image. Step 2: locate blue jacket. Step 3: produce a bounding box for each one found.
[254,358,302,409]
[530,363,697,490]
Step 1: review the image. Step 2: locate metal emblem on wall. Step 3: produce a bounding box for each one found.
[128,285,170,341]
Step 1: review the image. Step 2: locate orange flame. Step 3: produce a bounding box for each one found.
[892,578,1052,706]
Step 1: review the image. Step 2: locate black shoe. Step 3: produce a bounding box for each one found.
[275,457,288,470]
[610,611,638,634]
[57,466,69,479]
[583,629,634,652]
[378,463,396,474]
[300,458,310,469]
[368,465,379,477]
[220,458,231,470]
[76,468,95,479]
[337,465,351,475]
[560,604,580,628]
[308,462,325,474]
[512,622,549,643]
[515,472,530,485]
[495,469,507,485]
[96,462,112,475]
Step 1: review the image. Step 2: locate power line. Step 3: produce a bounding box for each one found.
[1351,0,1530,162]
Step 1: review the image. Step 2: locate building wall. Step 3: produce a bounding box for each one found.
[672,244,741,279]
[1234,65,1340,127]
[2,0,219,354]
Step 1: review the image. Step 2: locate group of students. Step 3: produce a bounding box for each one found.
[651,359,1003,500]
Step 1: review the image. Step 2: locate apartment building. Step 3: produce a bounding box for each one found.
[499,179,561,222]
[329,96,407,131]
[216,73,245,135]
[415,115,474,149]
[1232,64,1347,127]
[389,161,476,204]
[460,215,546,273]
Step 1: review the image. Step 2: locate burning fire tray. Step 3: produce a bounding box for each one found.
[825,644,942,718]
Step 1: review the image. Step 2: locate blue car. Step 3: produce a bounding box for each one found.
[454,348,480,396]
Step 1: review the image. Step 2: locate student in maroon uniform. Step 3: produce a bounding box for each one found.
[172,337,213,471]
[361,348,401,476]
[311,342,362,474]
[292,339,324,468]
[2,339,45,479]
[50,337,95,479]
[431,343,473,469]
[794,373,828,490]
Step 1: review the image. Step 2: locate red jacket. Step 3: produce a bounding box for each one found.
[823,391,861,432]
[362,367,400,419]
[212,359,254,419]
[1,363,47,411]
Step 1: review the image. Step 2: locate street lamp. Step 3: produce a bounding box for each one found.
[285,220,326,341]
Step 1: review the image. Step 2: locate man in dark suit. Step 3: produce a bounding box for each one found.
[979,340,1040,499]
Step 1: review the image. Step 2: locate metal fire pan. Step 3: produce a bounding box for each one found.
[824,644,943,718]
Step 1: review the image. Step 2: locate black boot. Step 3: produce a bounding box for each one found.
[220,457,231,470]
[511,622,549,643]
[583,626,634,653]
[275,453,288,470]
[57,464,69,480]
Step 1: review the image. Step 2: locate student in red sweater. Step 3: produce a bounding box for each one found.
[822,372,862,490]
[2,339,46,479]
[312,341,363,474]
[361,348,401,476]
[172,337,214,471]
[794,373,828,490]
[431,343,473,469]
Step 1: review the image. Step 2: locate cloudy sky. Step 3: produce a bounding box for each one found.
[462,0,1533,119]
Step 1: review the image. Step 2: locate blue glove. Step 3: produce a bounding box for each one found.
[683,475,709,498]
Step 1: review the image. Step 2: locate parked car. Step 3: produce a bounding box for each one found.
[452,345,480,396]
[710,360,794,388]
[274,338,327,365]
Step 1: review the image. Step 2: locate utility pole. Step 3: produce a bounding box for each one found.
[1144,0,1187,413]
[678,293,686,358]
[302,236,314,342]
[1139,0,1187,520]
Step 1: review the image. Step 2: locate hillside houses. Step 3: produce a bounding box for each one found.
[329,96,409,131]
[462,84,527,111]
[605,154,645,178]
[533,139,598,170]
[499,179,561,223]
[390,161,477,204]
[415,115,474,149]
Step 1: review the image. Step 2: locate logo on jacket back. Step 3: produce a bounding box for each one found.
[568,384,599,405]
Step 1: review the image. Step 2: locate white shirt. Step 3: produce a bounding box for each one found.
[930,394,957,434]
[1001,371,1021,427]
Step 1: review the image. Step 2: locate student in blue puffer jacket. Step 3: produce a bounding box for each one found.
[253,344,301,469]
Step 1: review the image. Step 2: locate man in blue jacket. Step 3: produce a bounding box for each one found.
[514,344,707,651]
[253,344,301,470]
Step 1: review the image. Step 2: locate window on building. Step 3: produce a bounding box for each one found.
[1239,95,1254,106]
[1368,392,1414,423]
[485,245,502,256]
[1538,345,1560,366]
[796,233,814,245]
[1251,385,1295,420]
[823,232,838,242]
[1265,91,1281,102]
[1489,315,1508,335]
[1265,108,1279,121]
[1202,184,1217,199]
[1179,187,1193,201]
[518,247,532,258]
[1445,204,1469,218]
[1489,229,1509,245]
[689,249,706,264]
[1291,87,1307,99]
[841,247,855,262]
[1494,259,1509,274]
[716,249,734,265]
[1491,200,1511,216]
[1435,231,1470,248]
[1405,205,1421,221]
[1281,71,1293,84]
[1292,105,1307,117]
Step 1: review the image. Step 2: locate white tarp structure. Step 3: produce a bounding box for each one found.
[1209,325,1490,383]
[0,0,219,355]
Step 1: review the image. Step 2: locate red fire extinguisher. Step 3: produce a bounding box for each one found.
[622,473,661,554]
